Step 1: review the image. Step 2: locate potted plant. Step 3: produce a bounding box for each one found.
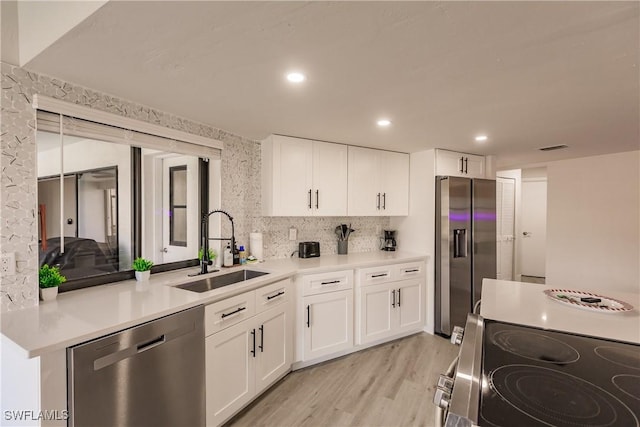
[132,257,154,281]
[39,264,66,301]
[198,247,217,263]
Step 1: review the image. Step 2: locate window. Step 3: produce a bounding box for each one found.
[169,165,188,247]
[35,97,222,291]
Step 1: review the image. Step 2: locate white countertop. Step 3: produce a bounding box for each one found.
[1,251,426,358]
[481,279,640,344]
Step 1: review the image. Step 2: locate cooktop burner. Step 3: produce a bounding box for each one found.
[488,365,637,427]
[595,346,640,371]
[613,375,640,401]
[480,322,640,427]
[490,330,580,364]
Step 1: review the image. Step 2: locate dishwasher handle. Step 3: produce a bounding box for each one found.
[137,335,166,353]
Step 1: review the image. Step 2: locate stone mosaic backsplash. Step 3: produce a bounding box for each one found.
[0,62,390,312]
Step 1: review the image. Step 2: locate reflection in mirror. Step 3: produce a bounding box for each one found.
[36,119,222,288]
[37,130,131,279]
[141,149,200,264]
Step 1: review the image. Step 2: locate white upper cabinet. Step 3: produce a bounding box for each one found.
[435,149,486,179]
[347,146,409,216]
[262,135,347,216]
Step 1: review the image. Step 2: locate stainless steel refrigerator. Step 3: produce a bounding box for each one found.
[435,176,496,336]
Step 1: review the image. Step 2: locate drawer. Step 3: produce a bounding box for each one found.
[205,291,256,336]
[396,261,425,280]
[255,279,290,314]
[301,269,353,296]
[357,264,394,287]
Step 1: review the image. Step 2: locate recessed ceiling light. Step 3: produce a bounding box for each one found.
[377,119,392,127]
[475,135,488,142]
[286,72,306,83]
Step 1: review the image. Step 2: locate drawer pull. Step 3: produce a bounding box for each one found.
[321,280,341,285]
[371,273,388,278]
[266,291,285,300]
[221,306,246,319]
[404,269,419,273]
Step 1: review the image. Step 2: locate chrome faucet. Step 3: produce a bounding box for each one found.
[198,209,236,275]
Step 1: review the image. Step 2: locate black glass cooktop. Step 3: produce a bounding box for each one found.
[480,321,640,427]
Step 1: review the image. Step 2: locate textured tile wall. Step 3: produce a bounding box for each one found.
[0,62,389,312]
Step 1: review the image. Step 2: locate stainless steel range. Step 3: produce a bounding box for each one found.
[434,313,640,427]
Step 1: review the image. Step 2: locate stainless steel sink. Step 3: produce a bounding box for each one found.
[176,270,269,293]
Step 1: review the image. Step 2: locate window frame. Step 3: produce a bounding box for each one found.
[34,95,222,293]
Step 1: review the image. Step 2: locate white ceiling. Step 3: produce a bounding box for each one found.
[15,1,640,168]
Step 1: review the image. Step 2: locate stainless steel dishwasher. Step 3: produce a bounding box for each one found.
[67,306,205,427]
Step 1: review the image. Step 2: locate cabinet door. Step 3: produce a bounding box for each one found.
[266,135,313,216]
[464,154,485,178]
[435,150,465,177]
[205,322,254,426]
[303,290,353,361]
[313,141,348,216]
[254,306,292,394]
[358,282,394,345]
[380,151,409,216]
[436,150,486,178]
[347,146,381,216]
[395,279,424,333]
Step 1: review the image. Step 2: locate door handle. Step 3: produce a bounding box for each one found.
[392,289,396,308]
[306,304,310,328]
[459,157,464,173]
[308,189,312,209]
[377,193,381,210]
[464,157,468,174]
[221,306,246,319]
[250,329,256,357]
[523,231,531,237]
[382,193,386,210]
[266,290,285,300]
[315,190,319,209]
[259,324,264,353]
[397,288,401,307]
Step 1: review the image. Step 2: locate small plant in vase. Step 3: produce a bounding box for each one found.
[39,265,66,301]
[198,247,217,263]
[132,257,154,281]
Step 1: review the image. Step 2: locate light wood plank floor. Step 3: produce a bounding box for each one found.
[227,332,458,427]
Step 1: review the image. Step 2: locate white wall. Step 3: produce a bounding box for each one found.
[546,150,639,293]
[390,149,435,333]
[77,179,107,243]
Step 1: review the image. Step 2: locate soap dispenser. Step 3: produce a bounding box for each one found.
[223,243,233,267]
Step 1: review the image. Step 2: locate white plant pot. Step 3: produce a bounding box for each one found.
[135,270,151,281]
[40,287,58,301]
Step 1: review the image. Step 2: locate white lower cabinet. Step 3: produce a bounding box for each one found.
[302,290,354,361]
[205,281,292,426]
[356,264,425,346]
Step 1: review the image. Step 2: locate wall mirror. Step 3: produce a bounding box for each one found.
[36,111,221,291]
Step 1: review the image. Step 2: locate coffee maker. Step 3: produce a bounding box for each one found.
[381,230,397,251]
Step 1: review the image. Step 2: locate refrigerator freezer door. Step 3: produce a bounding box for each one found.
[472,179,497,307]
[436,176,472,336]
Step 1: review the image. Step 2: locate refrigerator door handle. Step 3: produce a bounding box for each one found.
[453,229,467,258]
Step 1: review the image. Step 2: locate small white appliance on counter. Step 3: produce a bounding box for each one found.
[433,279,640,427]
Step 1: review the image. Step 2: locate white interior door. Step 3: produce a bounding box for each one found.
[496,177,515,280]
[521,179,547,277]
[162,156,199,263]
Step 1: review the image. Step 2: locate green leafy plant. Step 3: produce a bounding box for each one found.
[132,257,154,272]
[198,247,217,261]
[39,265,66,289]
